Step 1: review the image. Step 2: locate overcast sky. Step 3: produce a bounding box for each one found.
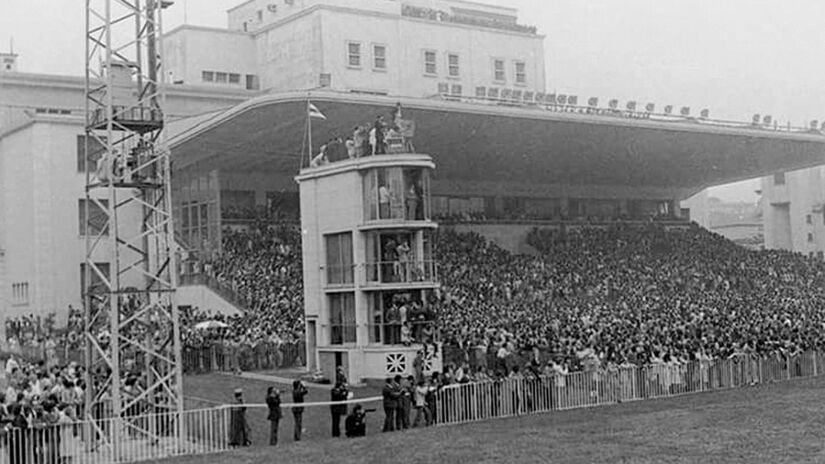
[3,0,823,202]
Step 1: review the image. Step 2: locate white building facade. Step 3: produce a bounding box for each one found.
[761,167,825,257]
[165,0,545,98]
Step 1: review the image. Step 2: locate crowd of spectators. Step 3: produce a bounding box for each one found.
[0,355,85,464]
[182,224,305,353]
[435,223,825,377]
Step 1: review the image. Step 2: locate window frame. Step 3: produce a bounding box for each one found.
[492,58,506,83]
[214,72,228,84]
[423,49,437,76]
[514,60,527,85]
[325,232,354,286]
[76,134,107,173]
[372,43,387,72]
[347,41,363,69]
[447,52,460,78]
[228,73,241,84]
[79,198,110,237]
[202,71,214,82]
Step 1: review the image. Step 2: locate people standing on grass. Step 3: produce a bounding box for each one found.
[330,381,349,437]
[266,386,282,446]
[229,388,251,447]
[292,379,308,441]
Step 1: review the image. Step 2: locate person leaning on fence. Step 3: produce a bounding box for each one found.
[229,388,251,447]
[291,380,308,441]
[266,386,282,446]
[330,381,349,438]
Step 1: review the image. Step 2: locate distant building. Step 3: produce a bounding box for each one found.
[761,167,825,258]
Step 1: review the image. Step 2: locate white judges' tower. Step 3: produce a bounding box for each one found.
[296,154,442,383]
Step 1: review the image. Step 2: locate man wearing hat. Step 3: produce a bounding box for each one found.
[229,388,251,447]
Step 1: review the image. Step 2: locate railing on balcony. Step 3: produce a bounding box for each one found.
[369,320,437,346]
[178,272,251,312]
[365,260,438,285]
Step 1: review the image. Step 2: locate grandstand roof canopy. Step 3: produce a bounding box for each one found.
[168,91,825,191]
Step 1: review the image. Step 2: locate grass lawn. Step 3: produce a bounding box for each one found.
[183,373,384,447]
[170,374,825,464]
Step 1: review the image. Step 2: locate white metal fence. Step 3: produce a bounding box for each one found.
[433,351,822,425]
[1,352,821,463]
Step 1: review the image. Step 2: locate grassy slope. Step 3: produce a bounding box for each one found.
[172,375,825,464]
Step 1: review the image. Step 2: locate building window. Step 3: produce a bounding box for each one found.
[437,82,449,94]
[347,42,362,68]
[475,86,486,97]
[451,84,462,95]
[257,10,263,21]
[326,232,354,285]
[329,293,356,345]
[79,199,109,236]
[245,74,260,90]
[80,262,111,298]
[514,60,526,84]
[808,232,814,242]
[372,44,387,71]
[774,172,785,185]
[215,72,228,83]
[447,53,460,77]
[202,71,214,82]
[76,135,107,173]
[228,73,241,84]
[11,282,29,305]
[493,58,505,82]
[423,50,437,75]
[807,214,813,224]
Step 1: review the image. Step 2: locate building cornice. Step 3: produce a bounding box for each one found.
[251,4,543,39]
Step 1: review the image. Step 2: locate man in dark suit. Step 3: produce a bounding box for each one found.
[291,380,308,441]
[382,377,400,432]
[266,386,282,446]
[330,381,349,437]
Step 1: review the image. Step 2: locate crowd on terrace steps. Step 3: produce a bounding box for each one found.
[177,216,825,378]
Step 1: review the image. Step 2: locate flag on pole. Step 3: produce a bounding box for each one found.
[308,102,326,120]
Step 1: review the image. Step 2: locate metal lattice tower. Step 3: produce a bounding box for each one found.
[84,0,183,457]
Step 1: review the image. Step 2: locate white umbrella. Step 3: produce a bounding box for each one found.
[194,320,229,330]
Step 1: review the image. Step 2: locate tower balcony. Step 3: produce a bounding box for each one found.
[363,259,439,289]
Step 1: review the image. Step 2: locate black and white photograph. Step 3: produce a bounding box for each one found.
[0,0,824,462]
